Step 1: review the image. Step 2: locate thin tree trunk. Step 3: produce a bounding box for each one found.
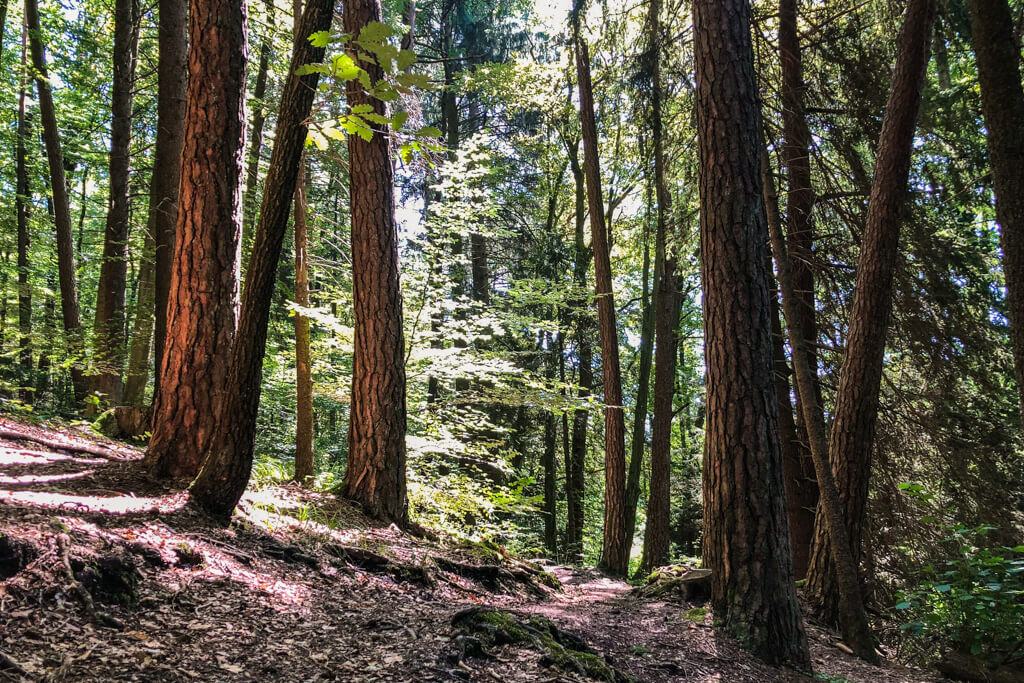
[625,204,653,548]
[804,0,935,626]
[151,0,188,402]
[968,0,1024,423]
[638,0,676,575]
[242,0,273,253]
[544,332,559,555]
[779,0,819,578]
[24,0,88,404]
[122,226,155,406]
[574,19,629,577]
[693,0,810,667]
[91,0,141,408]
[146,0,247,479]
[338,0,408,524]
[763,147,878,663]
[189,0,334,519]
[16,25,32,404]
[566,144,589,564]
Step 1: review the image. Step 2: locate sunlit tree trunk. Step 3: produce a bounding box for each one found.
[625,206,652,547]
[146,0,247,479]
[574,19,629,576]
[122,227,155,406]
[804,0,935,626]
[151,0,188,402]
[24,0,88,404]
[91,0,141,408]
[693,0,809,667]
[189,0,334,519]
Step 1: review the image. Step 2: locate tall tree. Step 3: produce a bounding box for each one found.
[151,0,188,401]
[91,0,141,407]
[122,228,155,406]
[242,0,273,252]
[16,22,32,404]
[804,0,936,625]
[625,210,653,547]
[573,7,629,576]
[293,0,314,483]
[146,0,247,479]
[189,0,335,518]
[638,0,676,575]
[778,0,818,578]
[693,0,810,667]
[967,0,1024,423]
[763,147,878,663]
[338,0,409,525]
[24,0,88,403]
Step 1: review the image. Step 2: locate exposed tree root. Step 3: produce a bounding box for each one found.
[0,425,120,459]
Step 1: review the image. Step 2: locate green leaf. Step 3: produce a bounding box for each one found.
[358,21,393,44]
[356,126,373,142]
[396,72,431,89]
[308,31,332,47]
[397,50,417,71]
[295,63,329,76]
[351,104,374,114]
[391,111,409,129]
[895,601,912,610]
[332,54,362,82]
[415,125,442,138]
[362,113,391,125]
[934,584,952,593]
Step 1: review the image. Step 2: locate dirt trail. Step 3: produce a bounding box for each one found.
[0,417,940,682]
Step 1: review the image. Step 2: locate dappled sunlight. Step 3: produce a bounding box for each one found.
[240,488,366,546]
[0,488,188,515]
[0,469,96,485]
[0,446,107,467]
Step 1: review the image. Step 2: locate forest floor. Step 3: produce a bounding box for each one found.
[0,416,944,682]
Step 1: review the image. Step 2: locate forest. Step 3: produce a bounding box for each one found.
[0,0,1022,679]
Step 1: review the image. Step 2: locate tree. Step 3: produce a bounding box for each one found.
[967,0,1024,423]
[242,0,274,253]
[24,0,88,404]
[91,0,141,408]
[339,0,409,525]
[145,0,247,479]
[693,0,810,667]
[189,0,335,518]
[151,0,188,402]
[573,7,629,577]
[804,0,936,625]
[16,21,32,404]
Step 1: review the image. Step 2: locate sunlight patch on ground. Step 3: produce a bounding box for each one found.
[0,446,107,466]
[240,488,364,545]
[0,489,189,514]
[0,469,96,484]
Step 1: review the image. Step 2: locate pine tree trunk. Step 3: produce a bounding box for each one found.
[763,146,879,663]
[122,226,155,406]
[189,0,334,519]
[91,0,141,408]
[804,0,935,626]
[544,336,559,555]
[151,0,187,402]
[338,0,408,525]
[146,0,247,479]
[967,0,1024,423]
[693,0,810,667]
[16,31,32,405]
[24,0,88,404]
[779,0,819,578]
[242,0,273,254]
[574,25,629,577]
[566,148,589,563]
[625,211,652,547]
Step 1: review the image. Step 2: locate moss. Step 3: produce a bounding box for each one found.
[685,607,707,623]
[91,409,119,437]
[452,608,631,682]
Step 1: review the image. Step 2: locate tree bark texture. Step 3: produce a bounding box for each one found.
[122,226,155,406]
[16,30,32,404]
[151,0,188,402]
[24,0,88,404]
[693,0,810,667]
[339,0,409,525]
[968,0,1024,423]
[146,0,247,479]
[574,30,629,577]
[625,216,653,547]
[189,0,334,518]
[242,0,273,254]
[91,0,141,407]
[804,0,935,624]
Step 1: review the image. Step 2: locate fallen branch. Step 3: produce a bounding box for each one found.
[55,533,124,630]
[0,425,120,459]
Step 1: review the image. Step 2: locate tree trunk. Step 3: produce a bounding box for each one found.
[763,147,879,663]
[242,0,273,254]
[188,0,334,519]
[146,0,247,479]
[804,0,935,625]
[16,28,32,405]
[566,144,589,564]
[151,0,187,402]
[24,0,88,404]
[574,24,629,577]
[91,0,141,408]
[968,0,1024,423]
[693,0,810,668]
[338,0,408,525]
[544,336,559,555]
[625,208,653,547]
[122,226,155,406]
[779,0,819,577]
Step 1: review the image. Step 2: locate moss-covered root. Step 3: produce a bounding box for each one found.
[451,607,633,682]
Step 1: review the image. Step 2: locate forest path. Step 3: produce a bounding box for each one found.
[0,417,940,683]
